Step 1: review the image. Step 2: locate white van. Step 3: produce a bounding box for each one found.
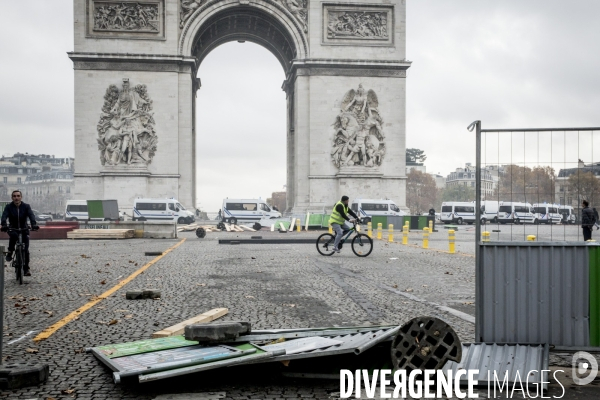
[222,199,281,224]
[133,198,195,224]
[497,202,537,224]
[533,203,562,224]
[65,200,88,221]
[440,202,476,225]
[480,200,499,224]
[559,205,577,224]
[350,199,405,223]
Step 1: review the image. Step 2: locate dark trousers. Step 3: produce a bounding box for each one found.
[7,232,30,267]
[583,226,593,241]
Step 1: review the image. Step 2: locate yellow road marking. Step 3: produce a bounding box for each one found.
[33,238,186,342]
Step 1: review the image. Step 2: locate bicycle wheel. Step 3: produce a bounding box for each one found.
[14,249,22,285]
[351,233,373,257]
[316,233,336,256]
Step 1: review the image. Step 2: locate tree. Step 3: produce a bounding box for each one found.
[568,171,600,205]
[441,185,475,203]
[406,148,427,164]
[406,170,438,214]
[497,165,555,203]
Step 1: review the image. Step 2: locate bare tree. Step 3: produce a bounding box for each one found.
[406,170,438,214]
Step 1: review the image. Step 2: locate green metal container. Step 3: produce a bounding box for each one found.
[590,247,600,346]
[402,216,411,228]
[418,216,429,230]
[372,216,387,229]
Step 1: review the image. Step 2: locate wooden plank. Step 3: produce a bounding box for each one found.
[279,222,286,231]
[224,224,231,232]
[305,212,310,231]
[239,225,256,232]
[289,218,296,232]
[151,308,229,338]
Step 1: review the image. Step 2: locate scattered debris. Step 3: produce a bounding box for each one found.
[25,348,39,354]
[126,290,161,300]
[152,308,228,338]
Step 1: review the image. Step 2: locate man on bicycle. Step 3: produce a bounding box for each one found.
[330,195,359,253]
[1,190,38,276]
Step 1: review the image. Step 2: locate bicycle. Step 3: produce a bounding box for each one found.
[316,220,373,257]
[7,227,32,285]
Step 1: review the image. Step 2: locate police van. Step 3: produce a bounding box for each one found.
[133,198,195,224]
[222,199,281,225]
[497,202,537,224]
[533,203,562,224]
[440,202,476,225]
[65,200,88,221]
[350,199,405,223]
[559,205,577,224]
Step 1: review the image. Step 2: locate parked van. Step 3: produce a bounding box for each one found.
[497,202,537,224]
[559,205,577,224]
[440,202,476,225]
[133,198,195,224]
[350,199,405,223]
[533,203,562,224]
[65,200,88,221]
[222,199,281,224]
[480,200,499,224]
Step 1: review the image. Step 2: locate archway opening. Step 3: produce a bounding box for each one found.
[195,41,287,215]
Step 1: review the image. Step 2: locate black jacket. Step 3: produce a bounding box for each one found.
[582,206,596,228]
[1,202,37,229]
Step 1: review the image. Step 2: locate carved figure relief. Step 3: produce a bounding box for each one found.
[93,2,160,32]
[278,0,308,32]
[327,10,388,40]
[97,79,158,166]
[331,85,385,169]
[180,0,204,28]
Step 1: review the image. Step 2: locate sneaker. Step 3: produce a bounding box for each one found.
[5,253,12,262]
[333,247,340,253]
[24,268,31,277]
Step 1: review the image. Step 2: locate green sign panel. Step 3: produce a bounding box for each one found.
[96,335,198,359]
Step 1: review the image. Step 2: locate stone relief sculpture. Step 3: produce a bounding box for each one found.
[180,0,204,28]
[278,0,308,32]
[327,10,388,39]
[331,85,386,169]
[93,2,160,32]
[97,79,158,166]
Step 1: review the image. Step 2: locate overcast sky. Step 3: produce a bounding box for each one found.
[1,1,599,210]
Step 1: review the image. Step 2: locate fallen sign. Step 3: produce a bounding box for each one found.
[88,317,466,385]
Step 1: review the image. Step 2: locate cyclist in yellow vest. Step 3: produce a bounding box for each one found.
[330,195,359,252]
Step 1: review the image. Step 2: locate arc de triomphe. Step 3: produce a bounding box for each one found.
[70,0,410,212]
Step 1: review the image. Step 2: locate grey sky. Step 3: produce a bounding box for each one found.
[1,1,599,210]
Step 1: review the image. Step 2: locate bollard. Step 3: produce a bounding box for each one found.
[296,219,301,232]
[377,223,382,240]
[423,227,429,249]
[429,220,433,233]
[527,235,536,241]
[329,225,333,234]
[482,231,491,242]
[367,222,373,238]
[448,229,455,254]
[388,224,394,242]
[402,224,408,245]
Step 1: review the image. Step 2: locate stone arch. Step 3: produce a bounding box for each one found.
[179,0,307,70]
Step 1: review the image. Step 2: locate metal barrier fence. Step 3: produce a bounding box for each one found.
[470,122,600,347]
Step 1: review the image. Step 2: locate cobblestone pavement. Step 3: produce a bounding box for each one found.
[0,230,595,399]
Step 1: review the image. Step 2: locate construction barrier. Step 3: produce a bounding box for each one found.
[448,229,455,254]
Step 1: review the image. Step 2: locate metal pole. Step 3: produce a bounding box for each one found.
[0,245,4,364]
[468,120,482,341]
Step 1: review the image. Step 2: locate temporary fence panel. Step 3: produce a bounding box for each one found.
[321,214,331,228]
[307,214,324,227]
[442,343,549,389]
[477,242,595,347]
[371,216,387,229]
[589,247,600,346]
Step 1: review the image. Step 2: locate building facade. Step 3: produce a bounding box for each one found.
[446,163,495,197]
